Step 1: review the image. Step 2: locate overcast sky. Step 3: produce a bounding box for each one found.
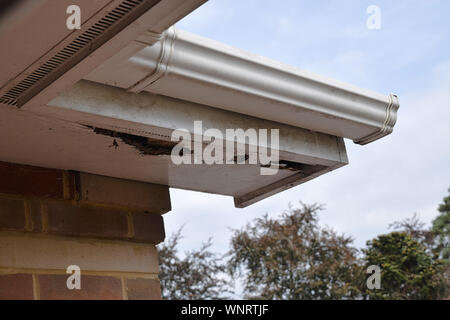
[162,0,450,256]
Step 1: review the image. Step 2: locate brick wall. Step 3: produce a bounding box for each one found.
[0,161,169,300]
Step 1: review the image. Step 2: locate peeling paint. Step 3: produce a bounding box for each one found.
[279,160,327,174]
[261,160,327,174]
[85,125,177,156]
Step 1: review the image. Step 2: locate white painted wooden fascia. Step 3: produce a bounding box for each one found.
[40,80,348,207]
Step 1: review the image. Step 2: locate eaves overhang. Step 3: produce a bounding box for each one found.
[0,0,207,109]
[86,26,400,145]
[0,3,399,207]
[0,80,348,208]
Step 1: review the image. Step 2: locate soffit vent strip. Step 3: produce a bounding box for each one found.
[0,0,160,107]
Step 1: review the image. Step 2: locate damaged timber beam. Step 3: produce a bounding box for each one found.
[26,80,348,207]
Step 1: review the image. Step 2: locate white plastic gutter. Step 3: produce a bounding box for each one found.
[86,27,400,145]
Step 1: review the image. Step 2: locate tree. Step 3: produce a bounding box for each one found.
[362,232,447,300]
[389,213,435,254]
[157,228,230,300]
[158,191,450,300]
[227,203,364,300]
[432,188,450,262]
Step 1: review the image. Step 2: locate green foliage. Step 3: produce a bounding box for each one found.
[389,213,435,253]
[227,203,364,300]
[157,228,230,300]
[158,189,450,300]
[362,232,447,300]
[432,188,450,262]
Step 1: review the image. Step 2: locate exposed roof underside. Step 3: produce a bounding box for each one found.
[0,0,398,207]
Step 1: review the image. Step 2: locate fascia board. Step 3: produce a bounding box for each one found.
[38,80,348,207]
[46,80,347,166]
[86,27,399,145]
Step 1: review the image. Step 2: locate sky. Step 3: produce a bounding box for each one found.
[162,0,450,258]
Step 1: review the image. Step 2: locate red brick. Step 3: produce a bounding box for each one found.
[46,201,128,240]
[0,161,66,199]
[126,278,161,300]
[0,274,34,300]
[28,200,42,232]
[39,274,123,300]
[77,173,170,213]
[0,197,25,231]
[132,212,165,244]
[67,171,78,200]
